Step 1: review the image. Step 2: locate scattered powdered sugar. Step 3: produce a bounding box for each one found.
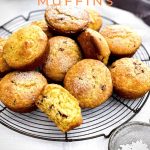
[118,140,149,150]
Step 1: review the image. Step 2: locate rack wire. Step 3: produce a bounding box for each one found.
[0,10,150,142]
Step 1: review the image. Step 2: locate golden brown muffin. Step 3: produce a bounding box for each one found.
[36,84,83,132]
[87,7,102,31]
[0,71,47,113]
[100,25,142,57]
[31,20,53,38]
[77,28,110,65]
[64,59,113,108]
[3,25,48,70]
[43,36,81,81]
[45,6,89,35]
[110,58,150,99]
[0,38,11,74]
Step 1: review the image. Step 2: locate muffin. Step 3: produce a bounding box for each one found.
[31,20,53,38]
[3,25,48,70]
[36,84,83,132]
[64,59,113,108]
[45,6,89,35]
[110,58,150,99]
[43,36,81,81]
[77,28,110,65]
[0,71,47,113]
[100,25,142,57]
[87,7,102,31]
[0,38,11,74]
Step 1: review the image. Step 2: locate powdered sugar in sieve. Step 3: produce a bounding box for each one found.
[118,140,149,150]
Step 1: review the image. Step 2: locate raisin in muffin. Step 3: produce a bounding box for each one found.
[3,25,48,70]
[45,6,89,35]
[100,25,141,58]
[87,7,102,31]
[0,71,47,113]
[110,58,150,99]
[31,20,53,38]
[78,28,110,65]
[43,36,81,81]
[0,38,11,74]
[64,59,113,108]
[36,84,83,132]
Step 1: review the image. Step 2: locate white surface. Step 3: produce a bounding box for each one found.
[0,0,150,150]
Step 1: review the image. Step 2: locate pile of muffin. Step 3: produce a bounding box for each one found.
[0,6,150,133]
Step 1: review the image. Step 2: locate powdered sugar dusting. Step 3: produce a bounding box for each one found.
[118,140,149,150]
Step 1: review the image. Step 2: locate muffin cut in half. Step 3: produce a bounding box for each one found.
[36,84,83,132]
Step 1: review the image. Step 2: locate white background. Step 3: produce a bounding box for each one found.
[0,0,150,150]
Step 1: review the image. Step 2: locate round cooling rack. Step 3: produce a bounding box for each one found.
[0,10,150,142]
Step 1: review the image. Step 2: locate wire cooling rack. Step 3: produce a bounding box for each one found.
[0,10,150,142]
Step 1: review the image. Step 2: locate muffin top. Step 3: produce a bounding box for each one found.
[31,20,53,38]
[31,20,49,32]
[64,59,113,108]
[87,7,102,31]
[43,36,81,81]
[77,28,110,65]
[0,38,11,73]
[45,6,89,35]
[110,58,150,98]
[100,25,141,56]
[3,25,48,69]
[0,71,47,112]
